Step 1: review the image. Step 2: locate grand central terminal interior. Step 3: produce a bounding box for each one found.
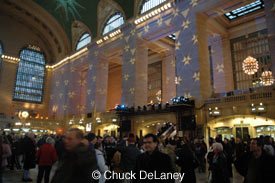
[0,0,275,182]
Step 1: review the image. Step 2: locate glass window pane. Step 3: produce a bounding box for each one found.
[140,0,167,14]
[230,29,271,90]
[102,12,124,35]
[76,33,91,50]
[224,0,264,21]
[13,48,45,103]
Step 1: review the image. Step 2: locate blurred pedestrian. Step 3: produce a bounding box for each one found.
[235,138,275,183]
[37,137,57,183]
[22,132,36,182]
[211,143,230,183]
[0,135,12,183]
[51,128,98,183]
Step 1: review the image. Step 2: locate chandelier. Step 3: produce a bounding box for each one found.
[261,71,274,86]
[242,56,259,75]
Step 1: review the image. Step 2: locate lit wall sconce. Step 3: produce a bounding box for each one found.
[209,107,221,117]
[96,117,101,123]
[79,118,84,124]
[1,54,20,63]
[96,39,103,44]
[96,29,121,45]
[86,123,92,132]
[15,122,22,126]
[251,103,266,113]
[69,118,74,125]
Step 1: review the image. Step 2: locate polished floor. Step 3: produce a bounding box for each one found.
[3,164,244,183]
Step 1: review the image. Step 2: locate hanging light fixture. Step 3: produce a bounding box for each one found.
[261,71,274,86]
[242,56,259,75]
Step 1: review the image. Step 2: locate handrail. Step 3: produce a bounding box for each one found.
[205,89,275,104]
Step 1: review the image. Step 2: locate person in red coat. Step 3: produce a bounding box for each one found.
[36,137,57,183]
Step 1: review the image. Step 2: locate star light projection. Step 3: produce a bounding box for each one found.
[182,55,191,65]
[190,0,199,7]
[181,8,189,18]
[50,0,208,116]
[172,0,204,98]
[216,64,224,73]
[192,35,198,44]
[193,72,200,82]
[184,92,192,98]
[55,0,84,20]
[182,20,190,30]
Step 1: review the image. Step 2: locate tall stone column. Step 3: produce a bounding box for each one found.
[175,5,211,103]
[221,35,234,92]
[208,34,226,93]
[162,51,176,103]
[67,64,81,117]
[85,50,100,114]
[134,42,148,106]
[121,26,148,107]
[94,56,109,112]
[208,34,235,94]
[197,13,212,100]
[264,0,275,73]
[121,26,136,106]
[49,63,71,119]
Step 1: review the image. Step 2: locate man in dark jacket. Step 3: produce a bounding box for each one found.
[51,128,98,183]
[103,136,117,167]
[235,137,245,159]
[22,133,36,182]
[134,133,174,183]
[118,133,141,172]
[223,138,233,178]
[176,135,198,183]
[54,135,65,160]
[235,138,275,183]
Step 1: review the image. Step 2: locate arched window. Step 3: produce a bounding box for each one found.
[76,33,91,50]
[13,47,46,103]
[140,0,167,14]
[102,12,124,35]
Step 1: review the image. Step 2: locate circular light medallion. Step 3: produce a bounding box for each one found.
[21,111,29,119]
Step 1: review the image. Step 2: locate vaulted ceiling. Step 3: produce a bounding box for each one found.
[35,0,135,40]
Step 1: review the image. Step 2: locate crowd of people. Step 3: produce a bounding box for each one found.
[0,130,275,183]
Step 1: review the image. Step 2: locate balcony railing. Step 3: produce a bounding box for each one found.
[205,87,275,104]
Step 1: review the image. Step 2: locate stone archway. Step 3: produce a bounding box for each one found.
[0,0,70,63]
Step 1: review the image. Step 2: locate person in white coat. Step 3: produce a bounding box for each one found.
[95,142,108,183]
